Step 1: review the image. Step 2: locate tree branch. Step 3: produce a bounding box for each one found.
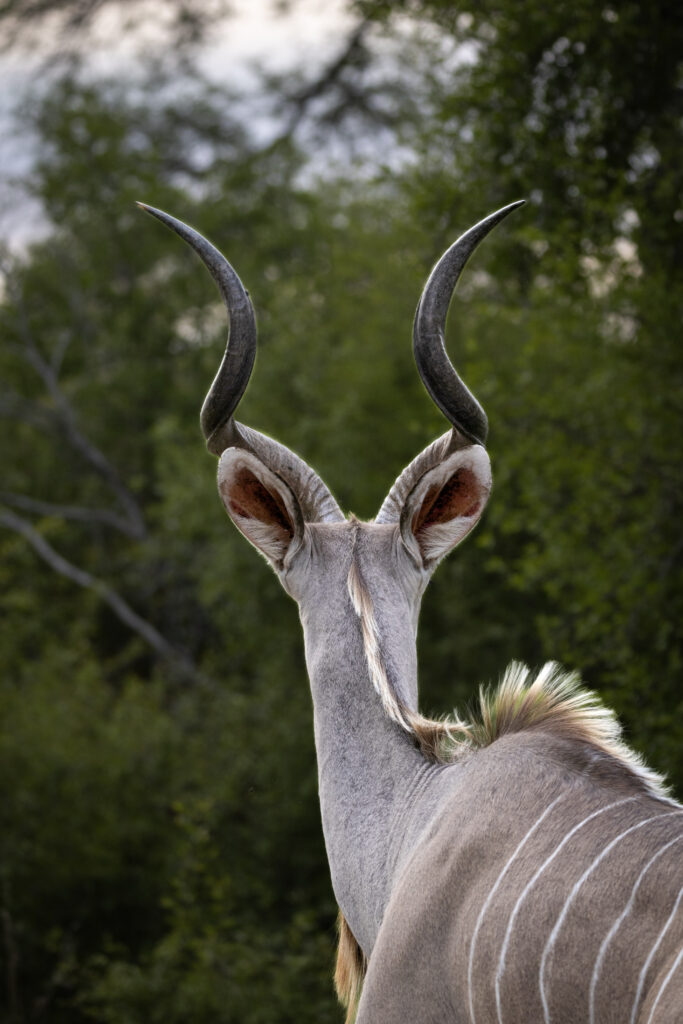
[2,268,147,541]
[0,507,209,686]
[286,19,371,113]
[267,18,374,143]
[0,490,140,537]
[0,391,60,434]
[0,0,232,56]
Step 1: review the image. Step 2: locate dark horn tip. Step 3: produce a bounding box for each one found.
[136,201,161,217]
[498,199,526,213]
[135,202,190,238]
[479,199,526,231]
[413,199,526,446]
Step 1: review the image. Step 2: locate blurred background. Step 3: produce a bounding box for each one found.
[0,1,681,1019]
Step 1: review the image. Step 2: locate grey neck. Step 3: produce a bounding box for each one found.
[297,527,431,953]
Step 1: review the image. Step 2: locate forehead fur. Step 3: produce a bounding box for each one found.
[306,518,401,562]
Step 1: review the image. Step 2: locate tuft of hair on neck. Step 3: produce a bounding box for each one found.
[334,910,367,1023]
[467,661,673,799]
[346,541,479,760]
[404,706,472,762]
[410,663,672,800]
[346,552,672,797]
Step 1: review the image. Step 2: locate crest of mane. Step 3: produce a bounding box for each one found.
[346,546,668,799]
[410,661,670,799]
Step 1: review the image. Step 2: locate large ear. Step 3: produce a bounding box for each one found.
[217,448,305,571]
[399,446,491,568]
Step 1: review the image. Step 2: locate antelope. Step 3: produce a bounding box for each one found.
[140,200,682,1023]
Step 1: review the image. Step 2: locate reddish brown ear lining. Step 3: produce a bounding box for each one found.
[225,467,294,535]
[412,484,440,534]
[414,467,482,533]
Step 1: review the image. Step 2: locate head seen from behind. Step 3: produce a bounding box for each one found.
[138,200,523,743]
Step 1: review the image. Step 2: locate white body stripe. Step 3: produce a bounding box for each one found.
[467,794,565,1024]
[631,885,683,1024]
[645,945,683,1024]
[539,810,683,1023]
[493,797,635,1024]
[588,834,683,1024]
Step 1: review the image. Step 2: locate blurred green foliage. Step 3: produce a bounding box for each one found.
[0,1,681,1018]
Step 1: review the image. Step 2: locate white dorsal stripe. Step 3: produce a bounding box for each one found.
[539,810,683,1024]
[588,833,683,1024]
[645,944,683,1024]
[467,794,565,1024]
[630,883,683,1024]
[493,797,636,1024]
[346,551,412,733]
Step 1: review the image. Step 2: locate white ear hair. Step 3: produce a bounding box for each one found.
[400,446,492,567]
[217,448,304,570]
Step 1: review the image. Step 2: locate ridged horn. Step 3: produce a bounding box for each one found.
[137,203,255,456]
[138,203,345,524]
[414,200,525,446]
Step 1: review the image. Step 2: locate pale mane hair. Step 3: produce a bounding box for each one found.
[334,911,367,1024]
[337,549,673,1019]
[346,553,669,797]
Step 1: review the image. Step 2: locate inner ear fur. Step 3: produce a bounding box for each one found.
[217,449,304,569]
[400,446,492,566]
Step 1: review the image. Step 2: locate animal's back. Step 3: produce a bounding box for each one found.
[355,731,683,1023]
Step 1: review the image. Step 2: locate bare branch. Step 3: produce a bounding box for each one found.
[0,0,233,56]
[0,490,141,537]
[49,329,73,378]
[0,506,208,686]
[0,391,60,433]
[268,18,374,144]
[2,270,147,541]
[286,20,371,117]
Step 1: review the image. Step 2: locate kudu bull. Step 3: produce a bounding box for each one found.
[140,200,682,1023]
